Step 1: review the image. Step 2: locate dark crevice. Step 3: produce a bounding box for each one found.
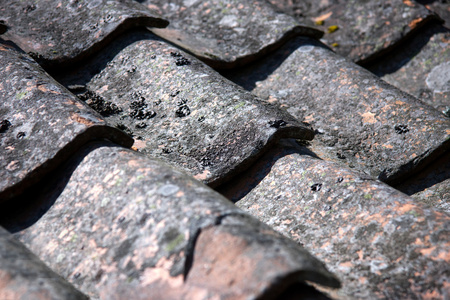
[182,227,202,280]
[269,282,334,300]
[363,22,449,76]
[0,141,115,233]
[394,150,450,196]
[50,28,161,87]
[216,139,321,203]
[380,137,450,186]
[355,15,443,66]
[220,36,331,92]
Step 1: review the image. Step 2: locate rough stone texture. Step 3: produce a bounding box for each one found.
[367,23,450,112]
[221,140,450,299]
[0,40,133,202]
[0,226,88,300]
[10,143,339,299]
[0,0,168,69]
[418,0,450,27]
[226,36,450,184]
[396,151,450,213]
[58,31,314,187]
[268,0,441,63]
[140,0,322,68]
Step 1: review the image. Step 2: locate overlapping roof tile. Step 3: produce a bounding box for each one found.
[221,140,450,299]
[141,0,322,68]
[268,0,442,63]
[227,36,450,184]
[0,21,6,35]
[0,0,168,69]
[367,23,450,112]
[0,40,132,202]
[57,31,314,186]
[0,0,449,298]
[0,226,88,299]
[10,143,339,299]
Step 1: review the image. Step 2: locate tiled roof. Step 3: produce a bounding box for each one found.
[0,1,449,299]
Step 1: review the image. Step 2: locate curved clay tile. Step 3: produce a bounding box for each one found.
[0,226,88,300]
[268,0,441,63]
[367,23,450,112]
[0,40,133,202]
[221,140,450,299]
[227,36,450,184]
[140,0,322,68]
[58,31,314,187]
[0,0,168,68]
[12,143,340,299]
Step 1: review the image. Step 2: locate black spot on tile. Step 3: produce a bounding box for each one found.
[311,183,322,192]
[394,124,409,134]
[268,120,287,128]
[175,105,191,118]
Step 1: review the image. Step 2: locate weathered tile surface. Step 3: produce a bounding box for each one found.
[418,0,450,27]
[12,143,339,299]
[59,31,314,187]
[0,0,168,68]
[222,140,450,299]
[396,151,450,213]
[141,0,322,68]
[226,36,450,184]
[0,226,88,300]
[0,40,133,202]
[268,0,441,63]
[367,23,450,112]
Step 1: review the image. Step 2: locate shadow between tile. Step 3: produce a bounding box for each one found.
[51,28,156,87]
[0,141,110,233]
[217,139,320,202]
[363,22,448,76]
[221,37,331,92]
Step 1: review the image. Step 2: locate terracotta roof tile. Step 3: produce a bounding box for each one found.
[367,23,450,112]
[0,40,132,202]
[226,36,450,184]
[0,0,168,69]
[0,0,449,298]
[11,143,338,299]
[221,140,450,299]
[268,0,442,63]
[0,226,88,299]
[57,31,313,187]
[143,0,322,68]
